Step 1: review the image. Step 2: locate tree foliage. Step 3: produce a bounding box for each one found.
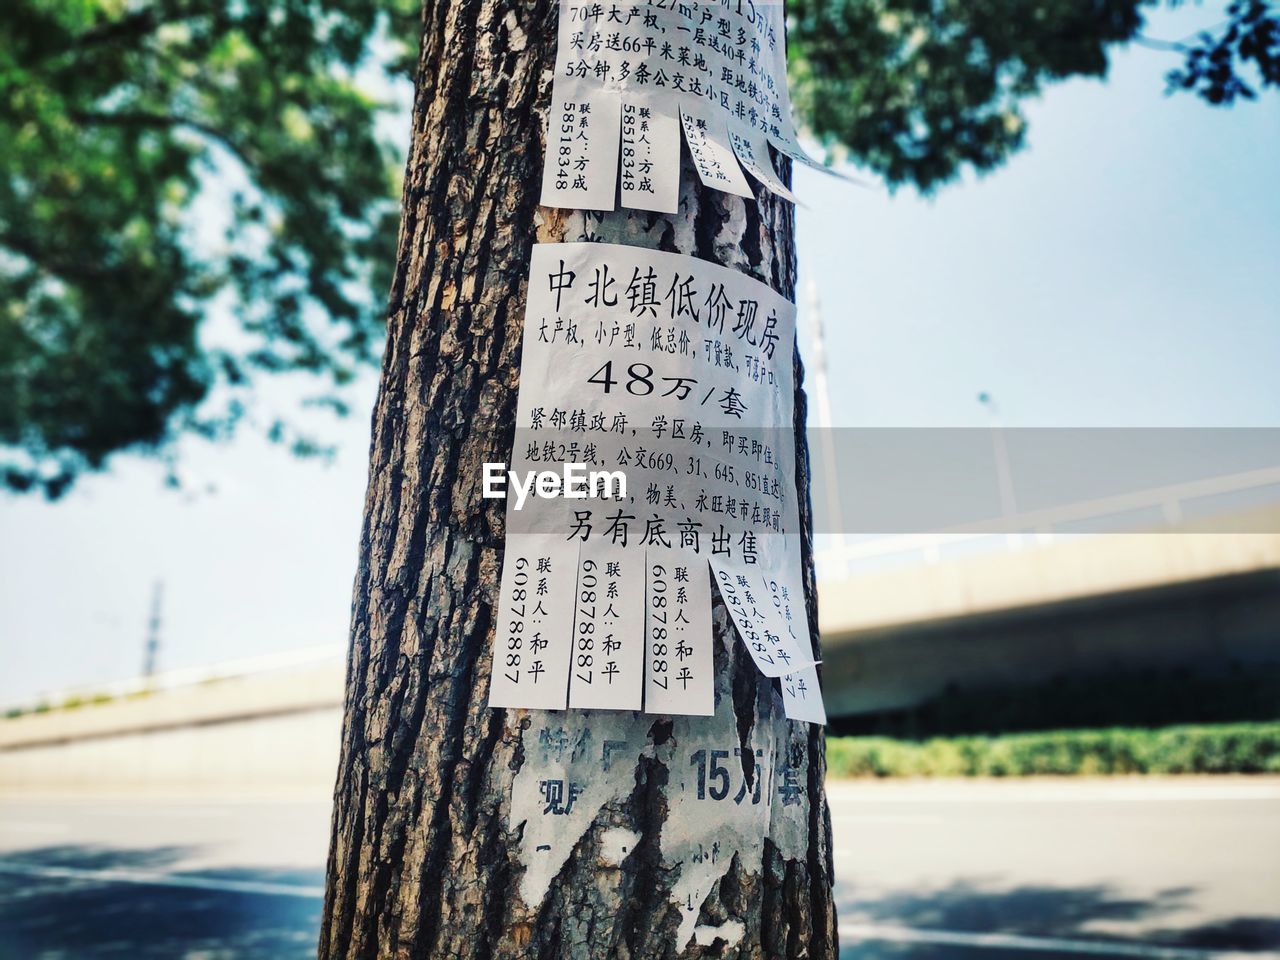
[0,0,1274,496]
[1165,0,1280,103]
[0,0,417,495]
[787,0,1279,190]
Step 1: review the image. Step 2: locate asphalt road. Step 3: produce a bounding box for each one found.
[828,779,1280,960]
[0,779,1277,959]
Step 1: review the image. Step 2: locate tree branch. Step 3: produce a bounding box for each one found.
[68,110,257,170]
[1134,33,1190,53]
[71,9,159,52]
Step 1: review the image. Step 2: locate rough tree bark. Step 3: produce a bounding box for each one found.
[318,1,837,957]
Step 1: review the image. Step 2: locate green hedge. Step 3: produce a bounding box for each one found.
[826,723,1280,778]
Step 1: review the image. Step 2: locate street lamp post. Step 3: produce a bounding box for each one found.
[977,392,1022,549]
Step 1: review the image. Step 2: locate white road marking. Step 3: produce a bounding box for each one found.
[0,821,70,835]
[100,806,234,819]
[840,923,1280,960]
[825,781,1280,805]
[829,813,943,824]
[0,860,324,899]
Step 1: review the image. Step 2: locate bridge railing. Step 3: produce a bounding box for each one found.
[814,464,1280,582]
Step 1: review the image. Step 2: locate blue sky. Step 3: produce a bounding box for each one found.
[2,3,1277,703]
[794,5,1280,429]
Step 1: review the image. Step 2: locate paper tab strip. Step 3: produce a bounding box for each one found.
[729,130,800,206]
[540,76,621,212]
[711,561,816,678]
[568,542,645,711]
[781,665,827,725]
[488,534,579,710]
[679,105,753,200]
[645,550,714,716]
[619,99,680,215]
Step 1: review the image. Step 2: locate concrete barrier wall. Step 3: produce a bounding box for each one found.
[0,663,344,750]
[0,708,342,794]
[0,666,345,794]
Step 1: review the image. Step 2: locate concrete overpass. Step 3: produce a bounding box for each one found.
[2,513,1279,790]
[816,522,1280,718]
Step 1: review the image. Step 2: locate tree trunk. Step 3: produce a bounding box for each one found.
[318,2,837,958]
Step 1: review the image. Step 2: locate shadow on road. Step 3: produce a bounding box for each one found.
[3,846,1277,958]
[839,877,1280,953]
[0,844,323,960]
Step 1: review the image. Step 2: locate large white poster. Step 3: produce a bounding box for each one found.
[488,242,824,722]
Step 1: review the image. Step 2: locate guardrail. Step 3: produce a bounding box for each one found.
[815,465,1280,581]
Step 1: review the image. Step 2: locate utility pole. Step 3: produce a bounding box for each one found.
[143,580,162,679]
[977,392,1021,549]
[808,278,849,579]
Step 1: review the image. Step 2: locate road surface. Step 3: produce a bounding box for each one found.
[0,779,1277,958]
